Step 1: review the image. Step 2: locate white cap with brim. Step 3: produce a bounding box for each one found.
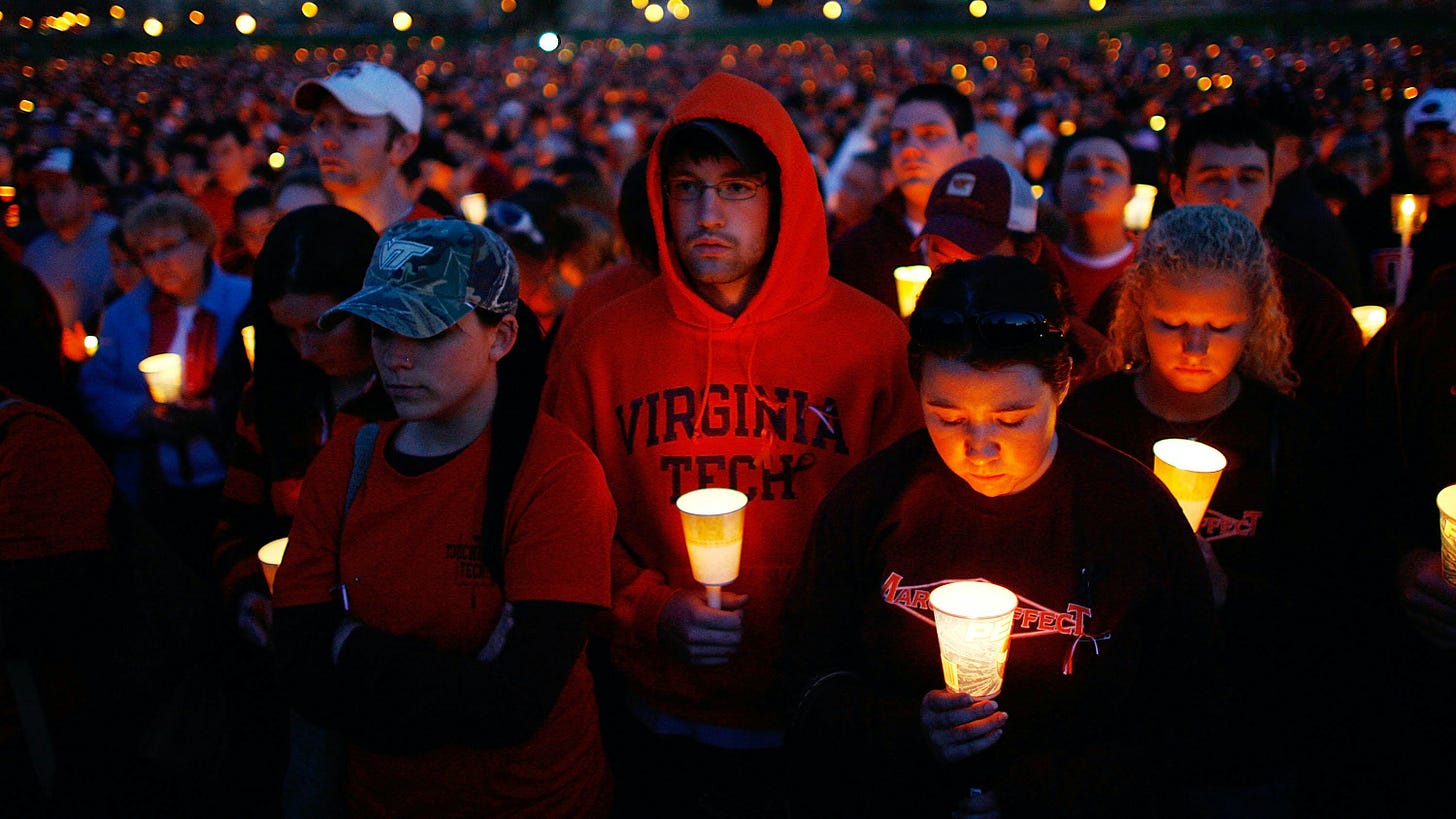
[1406,88,1456,138]
[293,62,423,135]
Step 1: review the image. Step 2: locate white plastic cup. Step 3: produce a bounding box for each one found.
[138,353,183,404]
[894,265,932,319]
[676,488,747,609]
[928,581,1018,698]
[1437,486,1456,587]
[257,537,288,594]
[1351,306,1387,345]
[1152,438,1227,532]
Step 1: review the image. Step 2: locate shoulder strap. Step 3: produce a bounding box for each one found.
[344,423,380,518]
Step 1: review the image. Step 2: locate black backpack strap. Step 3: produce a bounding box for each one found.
[345,423,380,518]
[332,423,380,612]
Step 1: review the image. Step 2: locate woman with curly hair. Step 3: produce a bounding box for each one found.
[1061,204,1326,812]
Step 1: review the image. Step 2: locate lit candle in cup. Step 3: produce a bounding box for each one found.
[928,580,1018,698]
[257,537,288,594]
[241,325,256,368]
[138,353,183,404]
[1390,194,1430,306]
[1435,486,1456,588]
[460,192,488,225]
[675,487,747,609]
[894,265,932,319]
[83,335,99,357]
[1152,438,1227,532]
[1123,183,1158,233]
[1351,305,1387,345]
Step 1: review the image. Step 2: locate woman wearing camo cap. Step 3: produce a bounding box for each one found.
[273,219,615,817]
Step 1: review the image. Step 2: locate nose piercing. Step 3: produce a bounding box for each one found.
[403,355,413,366]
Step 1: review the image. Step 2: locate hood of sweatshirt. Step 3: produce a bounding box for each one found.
[647,73,830,329]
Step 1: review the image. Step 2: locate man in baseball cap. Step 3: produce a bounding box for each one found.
[293,62,438,232]
[914,156,1113,385]
[912,156,1039,268]
[1345,87,1456,304]
[22,146,120,349]
[1405,88,1456,206]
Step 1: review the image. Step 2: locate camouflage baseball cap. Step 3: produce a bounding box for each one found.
[320,219,519,338]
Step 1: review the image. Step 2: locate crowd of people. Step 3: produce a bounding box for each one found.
[2,20,1456,819]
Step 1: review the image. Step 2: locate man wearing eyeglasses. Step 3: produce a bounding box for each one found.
[545,73,922,816]
[292,62,440,232]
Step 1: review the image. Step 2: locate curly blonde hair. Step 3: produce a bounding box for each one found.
[1105,205,1297,395]
[122,191,218,251]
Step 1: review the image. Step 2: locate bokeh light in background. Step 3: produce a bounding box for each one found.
[538,31,559,52]
[823,2,841,20]
[236,13,257,34]
[969,1,987,18]
[392,11,411,31]
[143,16,162,36]
[301,2,318,18]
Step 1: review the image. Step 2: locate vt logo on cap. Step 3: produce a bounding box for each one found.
[946,172,978,198]
[377,238,432,272]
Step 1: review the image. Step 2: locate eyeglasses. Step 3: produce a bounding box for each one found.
[664,177,765,202]
[910,307,1065,352]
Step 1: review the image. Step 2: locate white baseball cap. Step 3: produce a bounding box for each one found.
[293,62,423,135]
[1405,88,1456,138]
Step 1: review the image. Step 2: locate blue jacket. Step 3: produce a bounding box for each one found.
[79,265,251,501]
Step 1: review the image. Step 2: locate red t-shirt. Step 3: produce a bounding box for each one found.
[275,414,614,817]
[0,395,113,562]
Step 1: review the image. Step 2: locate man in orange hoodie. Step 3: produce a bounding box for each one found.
[546,74,923,814]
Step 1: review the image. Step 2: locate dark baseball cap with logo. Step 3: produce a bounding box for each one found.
[320,219,519,338]
[912,157,1038,256]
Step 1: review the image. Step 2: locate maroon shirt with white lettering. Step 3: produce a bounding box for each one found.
[783,426,1222,816]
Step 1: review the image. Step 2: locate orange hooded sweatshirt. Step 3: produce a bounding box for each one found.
[546,73,923,730]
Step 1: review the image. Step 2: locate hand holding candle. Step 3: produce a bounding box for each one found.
[1152,438,1227,532]
[676,488,747,609]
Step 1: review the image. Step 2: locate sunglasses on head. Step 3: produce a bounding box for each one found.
[910,307,1065,352]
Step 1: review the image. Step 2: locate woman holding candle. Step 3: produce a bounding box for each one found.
[79,192,250,572]
[1059,205,1324,811]
[212,205,393,650]
[783,256,1222,818]
[271,220,614,817]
